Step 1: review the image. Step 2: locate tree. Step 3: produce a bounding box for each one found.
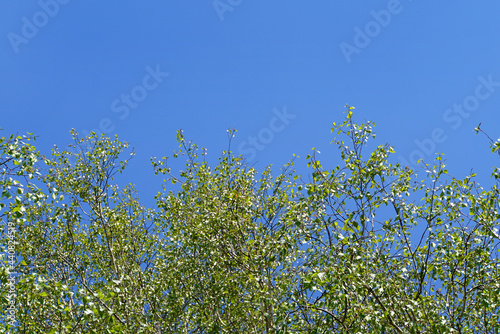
[1,106,499,333]
[290,107,500,332]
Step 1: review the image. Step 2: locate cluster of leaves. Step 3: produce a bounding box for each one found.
[1,107,499,333]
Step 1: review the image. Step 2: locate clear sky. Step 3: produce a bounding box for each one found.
[1,1,500,201]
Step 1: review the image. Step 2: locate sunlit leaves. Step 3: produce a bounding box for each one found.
[1,107,499,332]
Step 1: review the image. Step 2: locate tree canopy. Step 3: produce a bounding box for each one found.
[1,106,499,333]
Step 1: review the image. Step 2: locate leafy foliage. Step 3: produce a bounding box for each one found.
[1,106,499,333]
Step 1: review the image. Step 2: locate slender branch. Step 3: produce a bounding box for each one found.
[365,285,403,333]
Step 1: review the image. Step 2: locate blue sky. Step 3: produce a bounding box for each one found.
[1,1,500,200]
